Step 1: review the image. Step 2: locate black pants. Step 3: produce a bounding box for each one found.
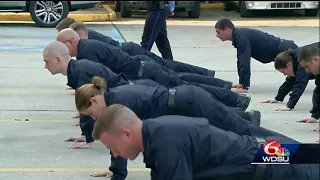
[178,73,231,89]
[140,60,230,89]
[122,42,215,76]
[140,6,173,60]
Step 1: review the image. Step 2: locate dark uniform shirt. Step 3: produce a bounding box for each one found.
[87,29,120,47]
[142,115,258,179]
[311,74,320,119]
[275,42,319,109]
[232,27,295,89]
[104,83,169,120]
[66,59,127,90]
[76,39,141,79]
[66,59,128,143]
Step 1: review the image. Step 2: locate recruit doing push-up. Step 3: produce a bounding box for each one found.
[42,41,252,149]
[92,104,319,180]
[56,18,217,78]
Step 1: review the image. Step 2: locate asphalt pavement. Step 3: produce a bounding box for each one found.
[0,20,319,180]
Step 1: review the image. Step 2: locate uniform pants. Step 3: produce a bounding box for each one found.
[178,73,231,89]
[122,42,215,76]
[140,60,230,89]
[140,6,173,60]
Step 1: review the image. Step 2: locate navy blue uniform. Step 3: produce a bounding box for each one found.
[275,42,319,109]
[120,41,216,77]
[66,59,128,143]
[87,29,120,47]
[232,27,298,89]
[75,39,231,89]
[141,1,173,60]
[311,74,320,119]
[64,59,238,146]
[102,83,284,180]
[84,29,215,77]
[141,116,319,180]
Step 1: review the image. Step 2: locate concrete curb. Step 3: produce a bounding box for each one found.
[200,3,224,9]
[108,3,224,10]
[0,5,116,22]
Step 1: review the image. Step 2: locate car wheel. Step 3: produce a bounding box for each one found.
[120,2,132,18]
[188,1,201,18]
[29,1,69,28]
[239,1,252,17]
[223,2,234,11]
[305,9,318,17]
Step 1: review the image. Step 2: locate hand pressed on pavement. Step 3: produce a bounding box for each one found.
[67,142,92,149]
[232,88,248,93]
[261,99,279,103]
[273,106,292,111]
[64,136,86,142]
[90,171,113,178]
[311,126,320,132]
[296,117,318,123]
[232,84,243,88]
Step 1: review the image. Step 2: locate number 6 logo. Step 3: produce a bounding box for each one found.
[263,140,281,156]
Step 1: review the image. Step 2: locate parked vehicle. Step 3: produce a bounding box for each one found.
[0,1,101,27]
[224,1,319,17]
[114,1,201,18]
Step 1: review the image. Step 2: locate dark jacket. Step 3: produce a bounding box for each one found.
[66,59,128,143]
[232,27,297,89]
[87,29,120,47]
[142,115,258,179]
[76,39,142,79]
[311,74,320,119]
[275,42,319,109]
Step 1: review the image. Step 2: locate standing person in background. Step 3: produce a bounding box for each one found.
[141,1,175,60]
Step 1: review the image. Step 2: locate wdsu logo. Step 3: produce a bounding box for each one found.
[251,140,293,164]
[262,140,290,163]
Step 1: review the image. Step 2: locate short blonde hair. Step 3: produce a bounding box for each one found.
[93,104,138,140]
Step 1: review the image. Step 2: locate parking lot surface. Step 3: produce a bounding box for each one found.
[0,9,319,179]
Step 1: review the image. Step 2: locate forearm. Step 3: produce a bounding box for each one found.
[79,115,95,143]
[310,86,320,119]
[275,77,295,101]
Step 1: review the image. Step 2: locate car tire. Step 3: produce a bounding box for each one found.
[188,1,201,18]
[305,9,318,17]
[239,1,252,17]
[120,2,132,18]
[223,2,234,11]
[29,1,69,28]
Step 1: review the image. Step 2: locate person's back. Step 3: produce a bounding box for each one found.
[87,29,120,47]
[67,59,128,89]
[106,84,168,119]
[234,27,281,63]
[76,39,142,78]
[143,115,258,179]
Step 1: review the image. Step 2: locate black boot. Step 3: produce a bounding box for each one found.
[237,94,251,111]
[245,110,261,126]
[207,70,215,77]
[223,81,233,89]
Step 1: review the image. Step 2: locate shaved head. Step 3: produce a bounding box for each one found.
[56,28,79,42]
[43,41,71,75]
[43,41,69,58]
